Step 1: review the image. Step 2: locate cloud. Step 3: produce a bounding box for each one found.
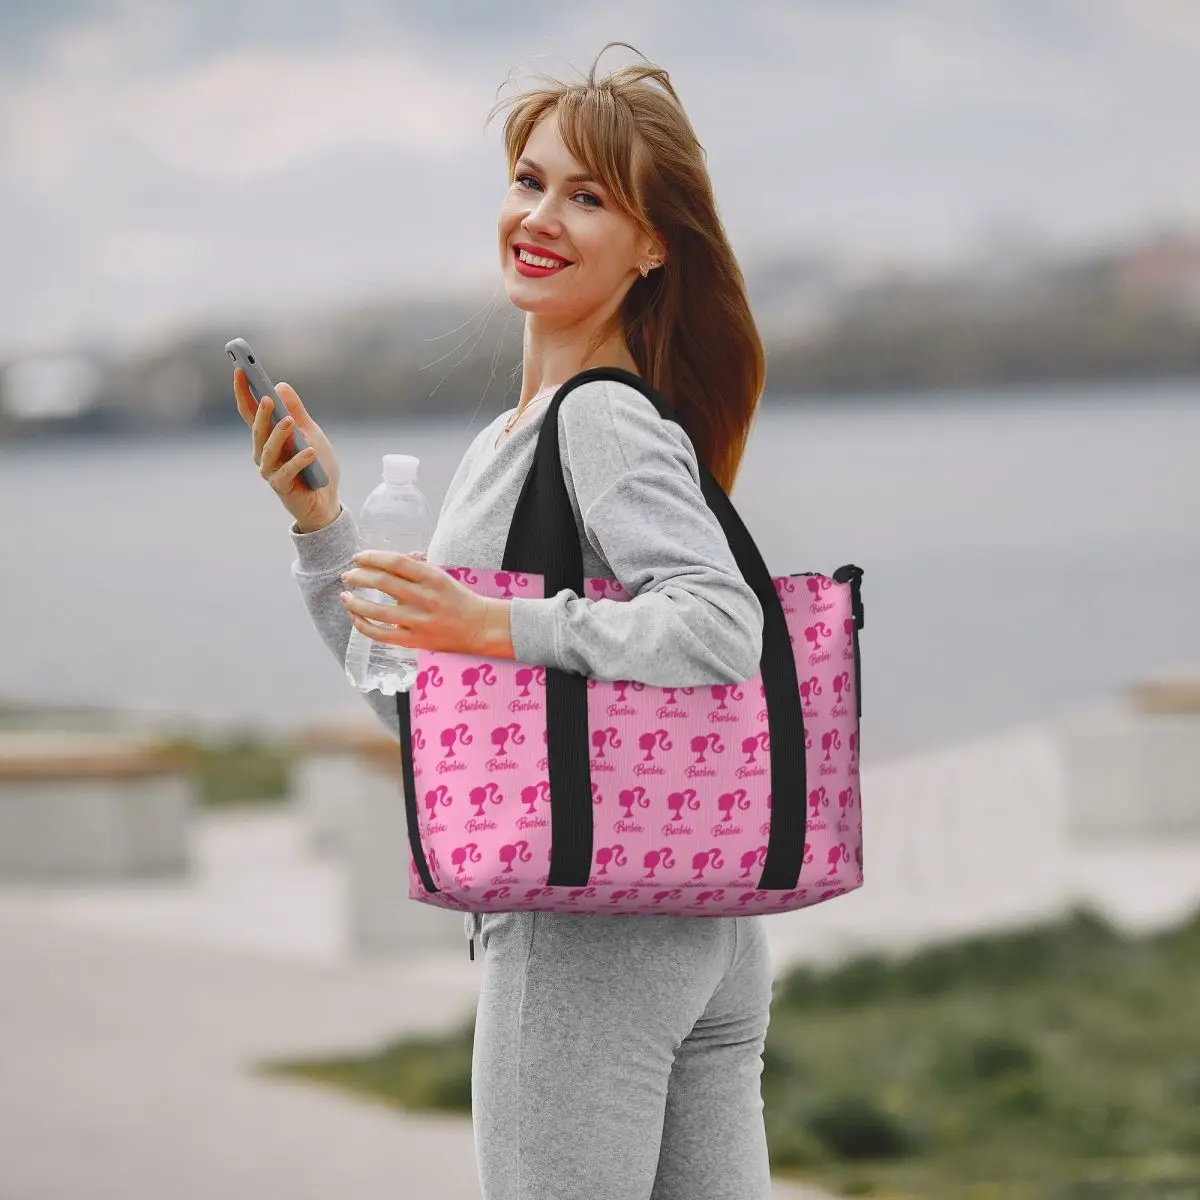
[118,49,485,177]
[663,0,1200,260]
[0,0,1198,356]
[0,22,487,195]
[94,229,211,285]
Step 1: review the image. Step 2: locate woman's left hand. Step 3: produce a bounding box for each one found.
[339,550,510,657]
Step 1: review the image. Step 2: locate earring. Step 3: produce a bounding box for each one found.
[640,258,660,278]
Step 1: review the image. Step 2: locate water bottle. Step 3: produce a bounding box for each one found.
[344,454,432,696]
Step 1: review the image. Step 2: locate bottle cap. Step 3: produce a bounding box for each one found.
[382,454,419,484]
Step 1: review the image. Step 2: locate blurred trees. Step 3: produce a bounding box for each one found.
[4,228,1200,439]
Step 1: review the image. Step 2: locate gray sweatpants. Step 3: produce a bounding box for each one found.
[468,909,775,1200]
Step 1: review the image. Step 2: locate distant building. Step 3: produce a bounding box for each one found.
[1118,232,1200,316]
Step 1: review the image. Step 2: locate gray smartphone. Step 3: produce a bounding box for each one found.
[225,337,329,491]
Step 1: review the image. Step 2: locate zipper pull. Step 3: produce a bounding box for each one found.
[468,937,475,962]
[832,565,865,719]
[831,564,864,629]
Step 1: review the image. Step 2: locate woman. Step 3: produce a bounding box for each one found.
[235,42,773,1200]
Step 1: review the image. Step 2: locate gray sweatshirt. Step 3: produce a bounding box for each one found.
[289,376,765,741]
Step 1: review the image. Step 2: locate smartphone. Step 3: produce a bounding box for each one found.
[225,337,329,491]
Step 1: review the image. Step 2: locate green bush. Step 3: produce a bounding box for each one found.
[766,1106,828,1171]
[774,908,1129,1014]
[932,1029,1039,1087]
[261,1020,475,1115]
[159,733,292,805]
[262,904,1200,1197]
[805,1093,920,1161]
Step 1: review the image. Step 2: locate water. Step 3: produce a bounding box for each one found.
[343,460,432,696]
[1,379,1198,764]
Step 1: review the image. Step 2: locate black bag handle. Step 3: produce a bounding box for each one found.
[398,366,862,897]
[499,366,817,890]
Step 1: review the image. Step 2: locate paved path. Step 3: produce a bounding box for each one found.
[0,810,838,1200]
[7,804,1196,1200]
[0,906,489,1199]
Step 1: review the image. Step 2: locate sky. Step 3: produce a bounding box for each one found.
[1,0,1198,359]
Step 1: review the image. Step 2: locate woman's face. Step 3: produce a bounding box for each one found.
[498,110,647,320]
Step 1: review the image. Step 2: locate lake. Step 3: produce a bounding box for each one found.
[2,379,1198,765]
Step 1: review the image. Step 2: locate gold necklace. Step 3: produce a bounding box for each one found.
[502,386,556,436]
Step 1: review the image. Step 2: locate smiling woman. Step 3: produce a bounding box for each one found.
[285,40,775,1200]
[485,44,766,489]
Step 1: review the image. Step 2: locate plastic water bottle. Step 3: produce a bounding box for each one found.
[344,454,432,696]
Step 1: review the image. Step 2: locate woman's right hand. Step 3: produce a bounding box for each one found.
[234,368,343,532]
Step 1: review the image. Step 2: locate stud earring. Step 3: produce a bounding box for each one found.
[639,258,661,278]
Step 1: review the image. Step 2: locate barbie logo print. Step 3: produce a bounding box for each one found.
[395,367,864,922]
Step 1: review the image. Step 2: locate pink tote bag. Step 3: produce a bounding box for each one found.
[395,367,864,924]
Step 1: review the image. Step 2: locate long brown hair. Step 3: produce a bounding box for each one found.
[485,42,765,495]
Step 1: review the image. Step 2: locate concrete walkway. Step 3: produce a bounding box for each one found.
[5,803,1197,1200]
[0,808,838,1200]
[0,907,491,1199]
